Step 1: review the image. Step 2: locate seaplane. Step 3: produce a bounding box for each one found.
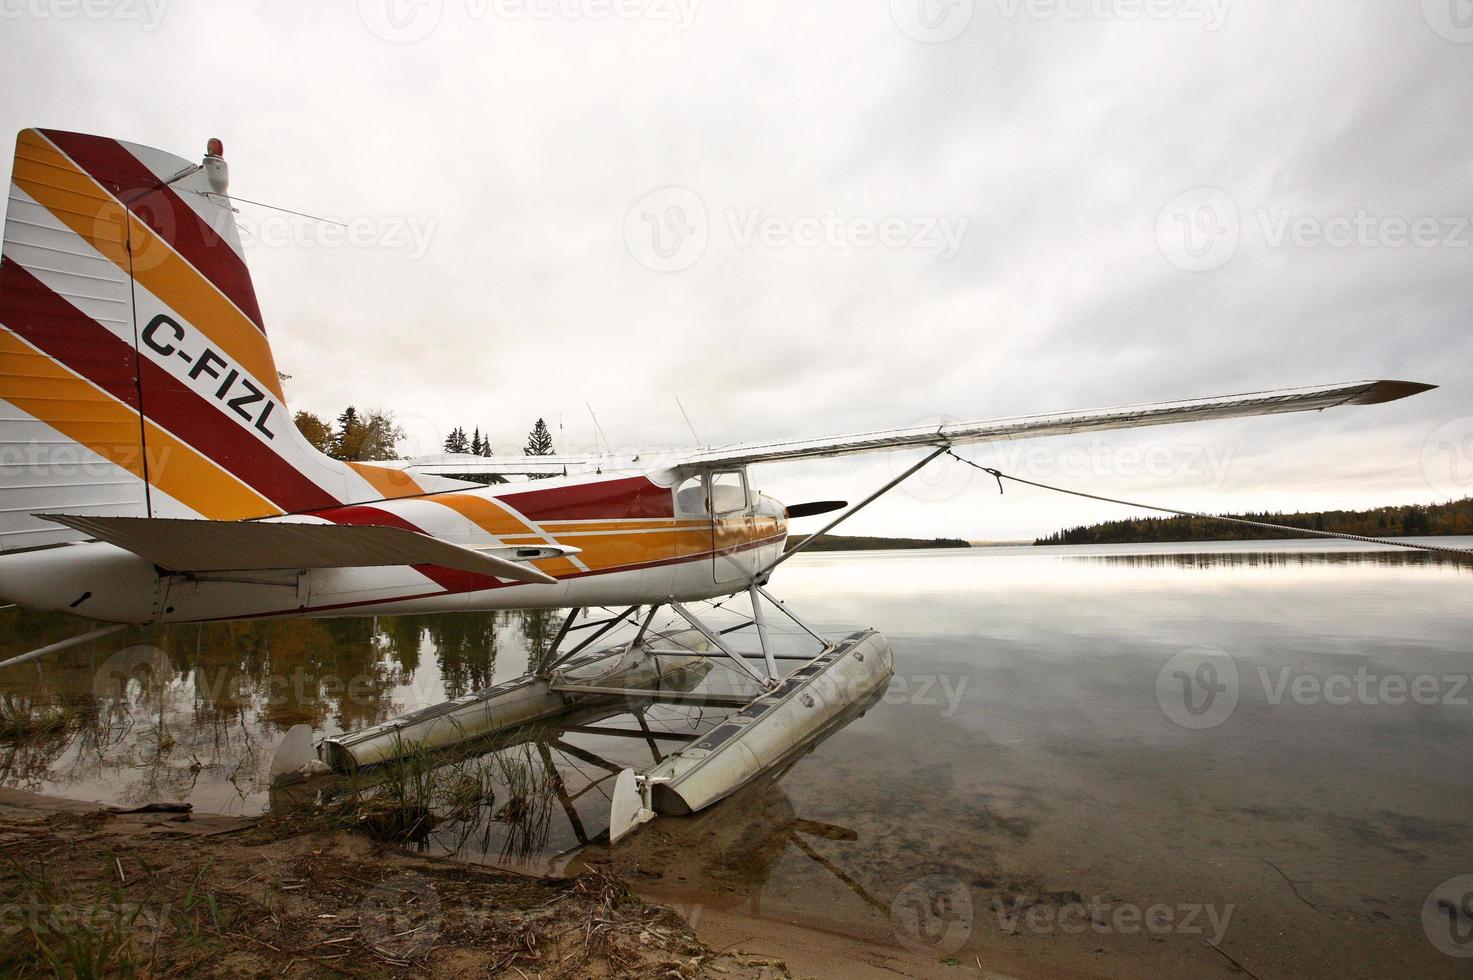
[0,129,1437,841]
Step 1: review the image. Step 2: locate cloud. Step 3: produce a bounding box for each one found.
[1,0,1467,539]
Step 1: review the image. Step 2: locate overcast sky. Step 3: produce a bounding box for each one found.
[3,0,1470,539]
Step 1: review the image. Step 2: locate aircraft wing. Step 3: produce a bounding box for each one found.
[396,380,1433,478]
[680,379,1434,468]
[398,453,618,478]
[38,515,557,584]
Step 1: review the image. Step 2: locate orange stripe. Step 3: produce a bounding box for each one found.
[13,131,286,402]
[347,462,426,501]
[429,492,586,577]
[539,519,708,533]
[431,493,536,537]
[0,328,279,520]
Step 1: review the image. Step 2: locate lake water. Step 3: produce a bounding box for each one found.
[2,539,1471,977]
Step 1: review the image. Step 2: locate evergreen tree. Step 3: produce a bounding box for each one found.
[443,426,469,454]
[333,407,403,461]
[524,418,555,479]
[331,407,361,459]
[471,428,484,456]
[524,418,554,456]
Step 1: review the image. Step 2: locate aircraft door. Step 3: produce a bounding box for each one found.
[710,469,756,585]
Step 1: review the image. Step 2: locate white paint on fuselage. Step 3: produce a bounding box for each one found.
[0,469,789,624]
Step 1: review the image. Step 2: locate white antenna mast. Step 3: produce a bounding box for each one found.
[675,396,702,448]
[584,401,610,460]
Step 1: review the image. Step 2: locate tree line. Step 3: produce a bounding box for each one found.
[1035,498,1473,546]
[292,408,559,467]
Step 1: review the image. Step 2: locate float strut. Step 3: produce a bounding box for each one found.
[545,605,640,673]
[755,586,826,647]
[670,602,771,687]
[749,585,778,680]
[0,624,126,672]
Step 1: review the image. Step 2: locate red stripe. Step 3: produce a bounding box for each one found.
[310,504,503,593]
[40,130,267,333]
[500,476,674,521]
[0,262,335,514]
[200,536,788,622]
[0,257,139,409]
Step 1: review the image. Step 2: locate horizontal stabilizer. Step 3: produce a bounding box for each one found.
[37,515,557,585]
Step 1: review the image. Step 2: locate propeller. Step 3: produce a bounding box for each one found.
[785,500,847,519]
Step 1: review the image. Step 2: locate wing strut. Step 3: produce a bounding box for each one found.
[761,445,950,576]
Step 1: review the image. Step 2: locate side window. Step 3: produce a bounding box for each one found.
[710,471,748,515]
[675,475,708,516]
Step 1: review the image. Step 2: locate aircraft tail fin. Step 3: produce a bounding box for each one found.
[0,129,457,551]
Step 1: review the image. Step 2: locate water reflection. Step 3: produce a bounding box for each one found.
[1072,547,1473,571]
[0,607,533,812]
[2,541,1471,976]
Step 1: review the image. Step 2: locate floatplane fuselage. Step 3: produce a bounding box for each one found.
[0,469,790,625]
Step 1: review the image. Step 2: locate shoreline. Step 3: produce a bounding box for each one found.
[0,786,1025,979]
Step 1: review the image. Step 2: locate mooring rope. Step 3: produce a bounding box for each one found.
[944,449,1473,563]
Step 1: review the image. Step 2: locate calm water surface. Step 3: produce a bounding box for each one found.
[2,539,1470,978]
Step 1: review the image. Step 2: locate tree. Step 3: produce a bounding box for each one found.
[524,418,554,456]
[443,426,469,454]
[471,427,485,456]
[293,411,333,454]
[331,408,360,459]
[523,418,555,479]
[333,407,404,461]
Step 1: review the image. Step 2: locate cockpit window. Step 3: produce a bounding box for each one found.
[675,476,707,516]
[710,471,748,515]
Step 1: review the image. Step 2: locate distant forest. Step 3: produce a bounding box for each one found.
[1035,498,1473,546]
[786,534,971,552]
